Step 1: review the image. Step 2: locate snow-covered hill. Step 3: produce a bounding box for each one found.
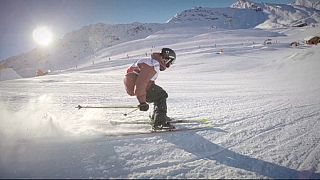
[167,6,268,29]
[1,23,166,79]
[294,0,320,9]
[169,0,320,29]
[0,68,21,81]
[0,0,319,81]
[231,0,320,29]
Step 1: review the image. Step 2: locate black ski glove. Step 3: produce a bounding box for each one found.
[138,102,149,111]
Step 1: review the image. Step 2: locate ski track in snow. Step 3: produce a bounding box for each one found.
[1,26,320,178]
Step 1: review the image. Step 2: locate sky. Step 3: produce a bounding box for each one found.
[0,0,294,60]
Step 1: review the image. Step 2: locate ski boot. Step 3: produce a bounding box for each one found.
[152,113,175,130]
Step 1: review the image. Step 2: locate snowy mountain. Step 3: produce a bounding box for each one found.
[0,1,319,81]
[0,68,21,81]
[169,0,320,29]
[167,6,268,29]
[294,0,320,9]
[1,23,166,79]
[231,0,320,29]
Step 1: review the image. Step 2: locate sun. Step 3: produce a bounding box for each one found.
[32,26,53,46]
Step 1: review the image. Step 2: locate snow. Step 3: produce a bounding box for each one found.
[1,2,320,179]
[1,25,320,178]
[1,1,319,79]
[0,68,21,81]
[294,0,320,10]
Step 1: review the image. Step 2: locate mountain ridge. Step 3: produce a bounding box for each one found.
[0,0,319,80]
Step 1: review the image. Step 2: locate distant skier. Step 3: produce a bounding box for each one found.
[124,48,176,130]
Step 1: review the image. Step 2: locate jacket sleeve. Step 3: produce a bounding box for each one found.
[135,63,156,103]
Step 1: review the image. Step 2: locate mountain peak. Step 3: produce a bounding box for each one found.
[231,0,262,11]
[294,0,320,9]
[167,6,268,29]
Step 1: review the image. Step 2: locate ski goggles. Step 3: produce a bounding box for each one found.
[164,57,175,67]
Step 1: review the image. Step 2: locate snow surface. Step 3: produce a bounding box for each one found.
[0,68,21,81]
[1,1,320,178]
[1,24,320,178]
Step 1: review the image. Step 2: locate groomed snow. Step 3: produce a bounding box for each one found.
[1,25,320,178]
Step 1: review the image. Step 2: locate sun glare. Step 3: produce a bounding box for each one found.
[32,26,53,46]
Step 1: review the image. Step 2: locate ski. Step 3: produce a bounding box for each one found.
[107,125,212,137]
[76,104,137,110]
[109,118,210,125]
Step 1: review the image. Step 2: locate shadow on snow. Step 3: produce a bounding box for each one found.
[163,128,320,179]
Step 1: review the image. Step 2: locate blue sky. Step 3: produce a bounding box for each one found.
[0,0,294,60]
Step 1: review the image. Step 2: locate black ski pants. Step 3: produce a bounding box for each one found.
[146,84,168,116]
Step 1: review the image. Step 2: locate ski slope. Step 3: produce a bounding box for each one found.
[1,26,320,178]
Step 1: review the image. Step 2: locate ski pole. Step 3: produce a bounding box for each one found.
[123,108,139,116]
[76,105,137,110]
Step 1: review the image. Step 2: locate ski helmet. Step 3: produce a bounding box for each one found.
[161,48,176,68]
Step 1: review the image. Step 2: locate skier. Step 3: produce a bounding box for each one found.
[124,48,176,130]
